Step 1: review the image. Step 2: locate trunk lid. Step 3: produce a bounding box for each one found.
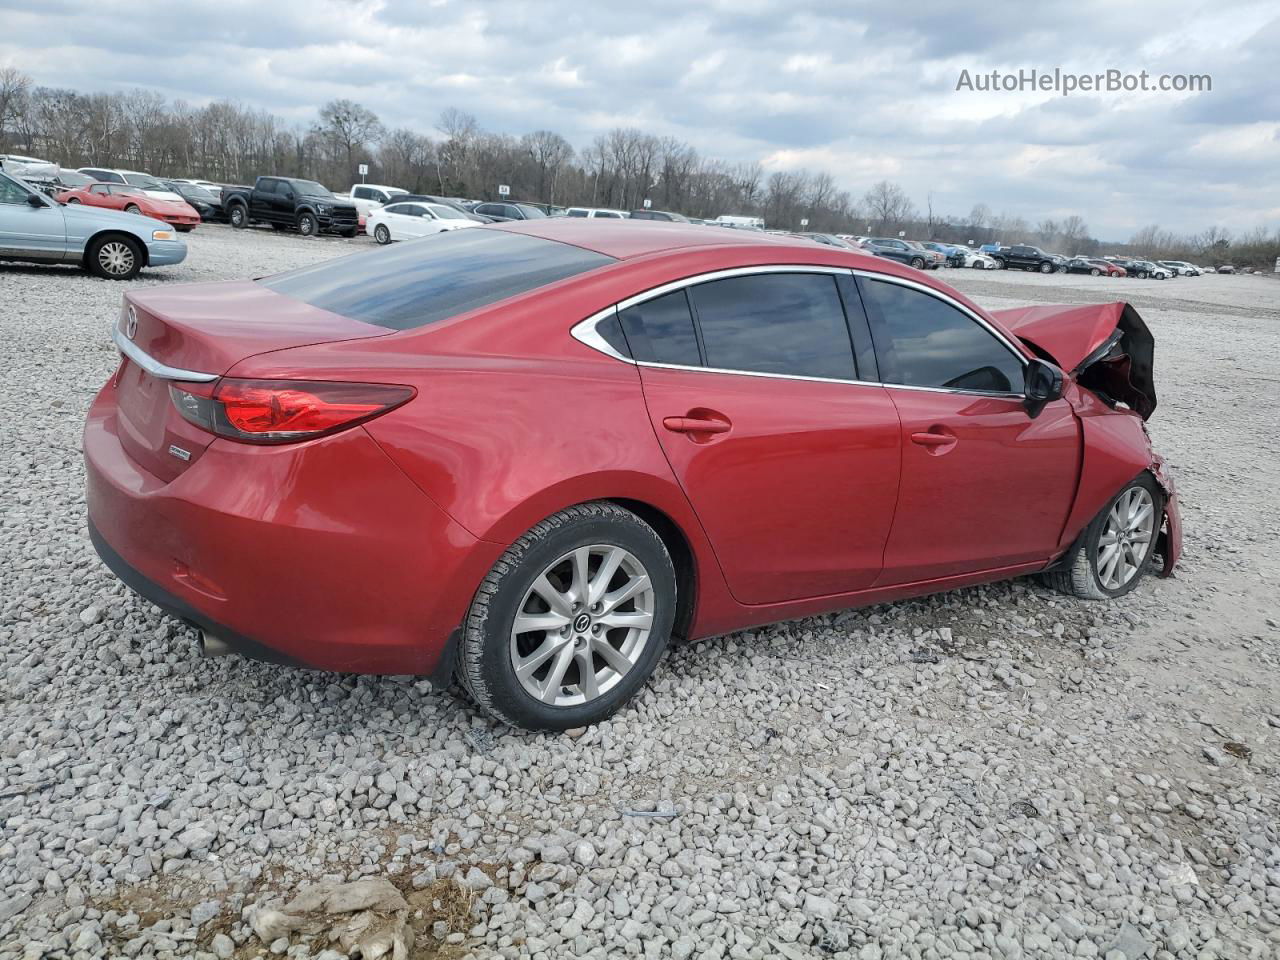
[113,280,391,480]
[991,301,1157,419]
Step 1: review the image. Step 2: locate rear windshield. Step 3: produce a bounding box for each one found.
[259,229,616,330]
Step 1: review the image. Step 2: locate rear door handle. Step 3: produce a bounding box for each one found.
[663,416,731,435]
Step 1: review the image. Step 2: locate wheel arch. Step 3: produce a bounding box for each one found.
[82,230,149,268]
[606,497,697,642]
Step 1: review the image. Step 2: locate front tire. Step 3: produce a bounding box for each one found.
[1039,262,1053,273]
[909,257,925,269]
[1044,475,1162,600]
[124,204,142,215]
[229,203,247,228]
[1091,268,1101,276]
[374,224,391,245]
[458,502,677,731]
[297,212,318,237]
[86,235,143,280]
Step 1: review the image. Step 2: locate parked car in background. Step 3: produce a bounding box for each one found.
[473,201,550,221]
[57,183,201,232]
[630,209,690,222]
[341,183,408,219]
[221,177,358,237]
[77,168,184,201]
[990,244,1066,273]
[919,241,959,263]
[1,154,59,179]
[946,244,997,269]
[1158,260,1200,276]
[395,195,495,222]
[515,202,566,217]
[1121,260,1172,279]
[864,237,931,269]
[1065,257,1108,276]
[563,207,628,219]
[905,241,945,269]
[366,201,482,243]
[790,232,857,249]
[161,180,225,223]
[1,169,186,279]
[1080,257,1131,276]
[169,178,226,199]
[82,220,1179,731]
[1216,264,1236,274]
[712,215,765,229]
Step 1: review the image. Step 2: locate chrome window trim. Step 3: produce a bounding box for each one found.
[111,321,218,382]
[569,265,1029,398]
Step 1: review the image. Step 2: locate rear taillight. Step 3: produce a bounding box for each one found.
[170,378,414,444]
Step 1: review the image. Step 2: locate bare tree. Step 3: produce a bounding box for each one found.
[316,99,383,182]
[0,66,32,150]
[862,180,916,233]
[1059,215,1089,251]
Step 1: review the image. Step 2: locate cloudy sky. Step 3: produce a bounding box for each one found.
[3,0,1277,238]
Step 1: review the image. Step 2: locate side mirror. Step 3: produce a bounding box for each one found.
[1023,359,1064,419]
[27,193,46,208]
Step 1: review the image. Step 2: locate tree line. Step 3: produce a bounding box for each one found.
[1,66,1275,267]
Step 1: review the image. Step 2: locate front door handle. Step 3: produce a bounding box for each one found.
[663,416,731,435]
[910,428,958,455]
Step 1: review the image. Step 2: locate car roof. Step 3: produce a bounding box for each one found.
[493,217,804,260]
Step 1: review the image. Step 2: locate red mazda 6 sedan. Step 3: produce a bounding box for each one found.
[84,220,1181,730]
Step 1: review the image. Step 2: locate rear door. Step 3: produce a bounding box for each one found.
[855,275,1079,584]
[626,269,901,604]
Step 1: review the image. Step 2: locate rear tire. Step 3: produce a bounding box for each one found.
[374,224,391,245]
[1043,474,1162,600]
[457,502,677,731]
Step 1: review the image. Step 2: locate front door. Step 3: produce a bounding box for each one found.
[855,275,1080,584]
[0,176,67,259]
[625,270,902,604]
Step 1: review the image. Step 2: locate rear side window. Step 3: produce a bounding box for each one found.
[688,273,856,380]
[858,278,1024,393]
[618,290,701,367]
[260,229,616,330]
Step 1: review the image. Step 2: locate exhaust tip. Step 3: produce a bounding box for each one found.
[198,630,233,658]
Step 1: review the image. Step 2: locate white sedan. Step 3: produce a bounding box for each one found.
[366,202,480,244]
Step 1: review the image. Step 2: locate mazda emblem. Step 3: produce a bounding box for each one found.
[125,306,138,340]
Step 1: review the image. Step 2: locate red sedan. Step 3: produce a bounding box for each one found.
[60,183,201,231]
[84,221,1181,730]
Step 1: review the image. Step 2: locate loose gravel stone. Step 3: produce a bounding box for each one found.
[1,228,1277,959]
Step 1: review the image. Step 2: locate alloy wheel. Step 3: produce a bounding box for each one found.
[1096,486,1155,590]
[97,241,136,276]
[509,544,656,707]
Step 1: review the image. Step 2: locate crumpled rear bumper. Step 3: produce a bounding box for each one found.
[1151,453,1182,576]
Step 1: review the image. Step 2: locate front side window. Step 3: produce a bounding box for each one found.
[618,289,701,367]
[689,273,856,380]
[859,278,1023,393]
[0,174,29,204]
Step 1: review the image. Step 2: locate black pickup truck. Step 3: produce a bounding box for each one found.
[222,176,358,237]
[990,244,1066,273]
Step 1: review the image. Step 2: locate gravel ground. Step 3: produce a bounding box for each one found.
[1,228,1277,960]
